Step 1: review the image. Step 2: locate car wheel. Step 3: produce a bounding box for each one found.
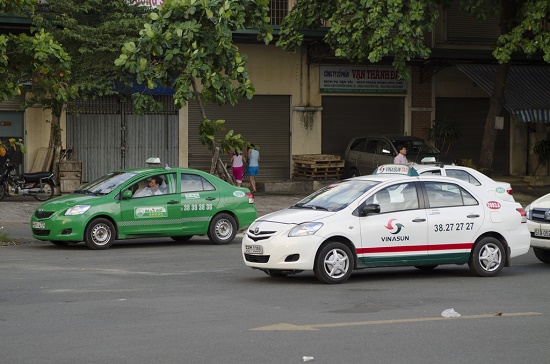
[171,235,194,242]
[0,182,6,201]
[468,237,505,277]
[207,213,237,245]
[350,168,360,178]
[414,265,438,271]
[35,181,55,201]
[49,240,69,246]
[533,248,550,264]
[263,270,289,278]
[84,218,115,250]
[314,241,354,284]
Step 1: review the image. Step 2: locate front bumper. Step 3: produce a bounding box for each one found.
[31,214,87,242]
[527,219,550,250]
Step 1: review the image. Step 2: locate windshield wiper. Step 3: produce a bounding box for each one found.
[300,204,330,211]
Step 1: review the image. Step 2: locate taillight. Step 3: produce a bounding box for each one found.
[507,188,513,196]
[246,192,254,204]
[516,208,527,223]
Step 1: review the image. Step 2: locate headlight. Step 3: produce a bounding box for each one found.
[524,204,530,219]
[65,205,91,216]
[289,222,323,237]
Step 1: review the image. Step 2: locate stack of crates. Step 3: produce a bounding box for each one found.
[292,154,344,179]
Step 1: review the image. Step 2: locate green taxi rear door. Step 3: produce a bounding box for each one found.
[178,172,221,233]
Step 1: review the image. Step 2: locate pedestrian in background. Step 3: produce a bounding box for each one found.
[247,144,260,193]
[230,148,246,187]
[394,145,408,165]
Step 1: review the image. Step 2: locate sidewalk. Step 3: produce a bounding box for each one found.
[1,179,548,243]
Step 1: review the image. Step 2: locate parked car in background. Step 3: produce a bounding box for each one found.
[525,194,550,263]
[343,135,440,177]
[31,165,257,249]
[412,163,515,202]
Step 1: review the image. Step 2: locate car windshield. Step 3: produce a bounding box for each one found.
[74,172,137,195]
[392,138,440,155]
[292,180,380,211]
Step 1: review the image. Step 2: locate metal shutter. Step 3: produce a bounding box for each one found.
[321,96,405,157]
[435,97,509,175]
[446,2,501,44]
[188,95,291,179]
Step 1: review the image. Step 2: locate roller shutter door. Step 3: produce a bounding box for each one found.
[321,96,405,157]
[67,96,178,182]
[435,97,509,175]
[188,95,290,179]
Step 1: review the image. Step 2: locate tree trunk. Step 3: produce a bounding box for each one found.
[191,78,235,185]
[478,62,510,175]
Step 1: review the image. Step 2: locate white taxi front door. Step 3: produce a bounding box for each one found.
[357,184,429,268]
[423,181,485,263]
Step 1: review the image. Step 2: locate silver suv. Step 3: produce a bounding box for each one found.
[343,135,440,177]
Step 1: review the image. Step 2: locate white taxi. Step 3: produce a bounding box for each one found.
[525,193,550,263]
[242,173,529,284]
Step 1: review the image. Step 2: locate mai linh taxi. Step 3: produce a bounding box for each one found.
[31,165,257,249]
[242,169,529,284]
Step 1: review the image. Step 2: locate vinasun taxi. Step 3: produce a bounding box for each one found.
[31,166,257,249]
[242,170,529,284]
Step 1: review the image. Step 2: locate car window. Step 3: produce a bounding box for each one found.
[424,181,478,208]
[130,173,175,198]
[446,169,481,186]
[293,180,379,211]
[419,169,442,176]
[364,139,378,154]
[349,138,366,152]
[363,182,418,212]
[378,140,393,155]
[181,173,215,192]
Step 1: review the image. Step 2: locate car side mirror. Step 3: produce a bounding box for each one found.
[122,190,133,200]
[360,203,381,216]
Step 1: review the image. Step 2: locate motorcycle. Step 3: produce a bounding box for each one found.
[0,158,56,201]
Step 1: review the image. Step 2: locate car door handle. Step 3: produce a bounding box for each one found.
[167,200,180,205]
[412,218,426,222]
[467,214,480,218]
[205,197,216,201]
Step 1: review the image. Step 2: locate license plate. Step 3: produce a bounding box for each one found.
[245,245,263,254]
[33,221,45,229]
[534,229,550,237]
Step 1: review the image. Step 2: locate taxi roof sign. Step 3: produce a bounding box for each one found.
[373,164,419,176]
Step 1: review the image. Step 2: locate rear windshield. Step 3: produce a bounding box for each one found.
[391,138,440,155]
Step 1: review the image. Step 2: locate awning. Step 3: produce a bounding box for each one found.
[456,64,550,123]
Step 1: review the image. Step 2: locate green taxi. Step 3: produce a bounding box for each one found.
[30,166,257,249]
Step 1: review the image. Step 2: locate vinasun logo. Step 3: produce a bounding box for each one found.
[384,218,404,234]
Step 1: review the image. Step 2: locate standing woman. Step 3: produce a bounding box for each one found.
[230,148,246,187]
[247,144,260,193]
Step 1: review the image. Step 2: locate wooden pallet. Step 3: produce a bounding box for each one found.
[292,154,344,179]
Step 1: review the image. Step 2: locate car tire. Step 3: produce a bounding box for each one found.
[84,218,115,250]
[414,265,438,271]
[468,237,505,277]
[350,168,360,178]
[314,241,354,284]
[533,248,550,264]
[207,213,237,245]
[35,181,55,201]
[0,182,6,201]
[171,235,194,242]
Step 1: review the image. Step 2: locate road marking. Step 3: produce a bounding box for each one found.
[251,312,542,331]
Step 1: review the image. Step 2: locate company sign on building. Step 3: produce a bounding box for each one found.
[320,65,407,95]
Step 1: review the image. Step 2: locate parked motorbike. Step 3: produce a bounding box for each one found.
[0,158,55,201]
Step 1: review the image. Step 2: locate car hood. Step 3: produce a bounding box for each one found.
[528,193,550,208]
[257,208,335,224]
[36,193,104,211]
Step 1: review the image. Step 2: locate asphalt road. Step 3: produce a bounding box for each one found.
[2,235,550,363]
[2,187,550,363]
